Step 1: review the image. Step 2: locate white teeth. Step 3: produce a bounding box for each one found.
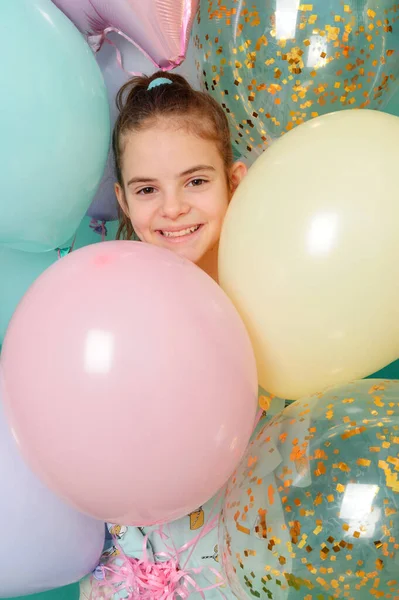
[162,225,200,238]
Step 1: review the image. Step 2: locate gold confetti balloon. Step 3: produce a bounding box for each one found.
[193,0,399,160]
[220,379,399,599]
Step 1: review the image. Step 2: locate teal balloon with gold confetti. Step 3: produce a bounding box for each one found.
[384,87,399,117]
[220,379,399,599]
[193,0,399,161]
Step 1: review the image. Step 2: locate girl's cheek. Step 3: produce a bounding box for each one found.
[130,208,154,234]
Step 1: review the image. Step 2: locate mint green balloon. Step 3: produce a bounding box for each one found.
[3,583,79,600]
[0,0,110,252]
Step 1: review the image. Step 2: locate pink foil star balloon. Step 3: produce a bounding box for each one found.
[52,0,199,69]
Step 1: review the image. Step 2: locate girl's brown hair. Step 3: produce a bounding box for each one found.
[113,71,233,240]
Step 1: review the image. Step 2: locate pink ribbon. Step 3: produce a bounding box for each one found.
[89,492,227,599]
[87,25,178,76]
[89,532,226,599]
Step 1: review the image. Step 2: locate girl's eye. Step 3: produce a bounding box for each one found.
[137,186,156,195]
[188,178,207,187]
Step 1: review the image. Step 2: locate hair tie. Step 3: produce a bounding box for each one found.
[147,77,173,90]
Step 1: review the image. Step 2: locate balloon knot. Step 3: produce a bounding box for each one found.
[89,219,108,240]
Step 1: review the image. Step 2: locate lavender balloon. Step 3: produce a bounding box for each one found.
[86,40,129,222]
[0,388,104,597]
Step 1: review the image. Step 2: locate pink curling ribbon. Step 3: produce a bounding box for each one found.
[89,493,227,599]
[89,533,226,599]
[88,27,143,77]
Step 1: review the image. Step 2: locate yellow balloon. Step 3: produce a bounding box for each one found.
[219,109,399,400]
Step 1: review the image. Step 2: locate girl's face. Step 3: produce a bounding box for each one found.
[115,120,246,267]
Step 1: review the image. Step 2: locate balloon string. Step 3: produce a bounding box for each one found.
[176,406,264,572]
[100,34,142,77]
[254,407,263,428]
[89,219,108,241]
[181,491,223,571]
[56,234,76,259]
[88,26,177,74]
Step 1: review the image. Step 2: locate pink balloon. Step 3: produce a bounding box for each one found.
[1,241,258,526]
[52,0,199,70]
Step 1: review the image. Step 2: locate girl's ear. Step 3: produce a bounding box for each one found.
[115,183,130,217]
[229,161,248,193]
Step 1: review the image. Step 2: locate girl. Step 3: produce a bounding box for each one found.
[113,71,247,282]
[82,71,249,599]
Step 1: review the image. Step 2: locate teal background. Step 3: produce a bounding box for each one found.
[2,583,79,600]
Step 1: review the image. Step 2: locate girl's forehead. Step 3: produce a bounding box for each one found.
[121,121,224,171]
[133,114,214,139]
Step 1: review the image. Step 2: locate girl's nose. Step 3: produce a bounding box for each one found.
[161,191,190,220]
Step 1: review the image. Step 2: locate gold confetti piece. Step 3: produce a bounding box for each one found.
[373,396,385,407]
[385,507,397,516]
[341,426,366,440]
[357,458,371,467]
[314,525,322,535]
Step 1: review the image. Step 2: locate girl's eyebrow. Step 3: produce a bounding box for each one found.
[179,165,216,177]
[127,176,158,186]
[127,165,215,187]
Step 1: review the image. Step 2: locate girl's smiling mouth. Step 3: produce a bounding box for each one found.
[156,224,203,241]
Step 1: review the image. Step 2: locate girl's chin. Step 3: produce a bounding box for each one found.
[166,246,203,264]
[151,235,208,263]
